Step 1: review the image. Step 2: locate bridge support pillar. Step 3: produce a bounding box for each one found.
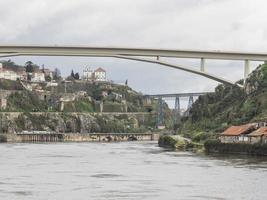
[244,59,250,80]
[184,96,194,117]
[188,96,194,109]
[200,58,205,72]
[173,96,181,125]
[156,97,164,128]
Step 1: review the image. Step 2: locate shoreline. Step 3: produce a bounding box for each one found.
[0,132,160,143]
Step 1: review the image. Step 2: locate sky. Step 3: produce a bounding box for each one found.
[0,0,267,108]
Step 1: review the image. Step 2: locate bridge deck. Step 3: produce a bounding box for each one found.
[1,45,267,61]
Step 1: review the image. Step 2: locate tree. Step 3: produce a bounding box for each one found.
[41,64,45,73]
[74,72,80,80]
[53,68,61,80]
[71,70,75,78]
[25,61,34,73]
[45,76,52,82]
[27,74,32,81]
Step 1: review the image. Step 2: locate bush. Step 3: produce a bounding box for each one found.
[0,134,7,142]
[158,135,177,148]
[74,100,93,112]
[192,132,214,142]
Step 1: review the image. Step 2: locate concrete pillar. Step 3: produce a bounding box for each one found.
[200,58,205,72]
[60,102,64,111]
[122,100,127,112]
[100,101,103,113]
[244,59,250,80]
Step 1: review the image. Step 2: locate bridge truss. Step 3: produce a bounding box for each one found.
[144,92,212,128]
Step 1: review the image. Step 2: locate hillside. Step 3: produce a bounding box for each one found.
[0,60,174,133]
[181,62,267,137]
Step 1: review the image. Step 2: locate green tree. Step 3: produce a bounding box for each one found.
[71,70,75,78]
[25,61,34,73]
[45,76,52,82]
[74,72,80,80]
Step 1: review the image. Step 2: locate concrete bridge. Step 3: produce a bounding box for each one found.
[1,45,266,87]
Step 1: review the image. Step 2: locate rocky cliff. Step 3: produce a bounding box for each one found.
[0,112,155,134]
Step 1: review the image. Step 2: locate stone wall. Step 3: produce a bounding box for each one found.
[1,133,159,143]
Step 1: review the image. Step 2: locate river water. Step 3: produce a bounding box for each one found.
[0,142,267,200]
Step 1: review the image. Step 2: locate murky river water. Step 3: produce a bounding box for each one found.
[1,142,267,200]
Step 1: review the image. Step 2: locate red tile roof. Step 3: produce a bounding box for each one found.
[221,125,254,136]
[248,127,267,137]
[94,67,106,72]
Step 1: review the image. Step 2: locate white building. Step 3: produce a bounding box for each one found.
[43,68,53,79]
[0,63,21,81]
[82,67,93,80]
[31,70,45,82]
[94,67,106,81]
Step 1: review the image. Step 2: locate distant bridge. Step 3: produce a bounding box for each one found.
[145,92,212,127]
[1,45,266,87]
[144,92,212,98]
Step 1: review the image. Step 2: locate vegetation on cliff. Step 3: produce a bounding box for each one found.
[181,62,267,137]
[0,79,23,90]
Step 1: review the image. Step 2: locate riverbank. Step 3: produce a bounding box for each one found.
[204,139,267,156]
[0,132,160,143]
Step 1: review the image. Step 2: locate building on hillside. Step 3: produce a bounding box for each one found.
[94,67,106,81]
[219,124,257,143]
[46,81,58,87]
[43,69,53,79]
[18,70,27,81]
[31,69,45,82]
[0,63,21,81]
[247,127,267,144]
[82,67,107,82]
[82,67,93,80]
[0,98,7,110]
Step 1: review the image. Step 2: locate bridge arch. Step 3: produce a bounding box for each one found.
[0,45,256,88]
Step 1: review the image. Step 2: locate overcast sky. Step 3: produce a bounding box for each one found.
[1,0,267,107]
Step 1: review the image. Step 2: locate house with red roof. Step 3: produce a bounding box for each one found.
[247,127,267,144]
[82,67,107,82]
[94,67,106,82]
[219,124,257,143]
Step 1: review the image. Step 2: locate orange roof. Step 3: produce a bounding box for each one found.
[221,125,254,136]
[95,67,106,72]
[248,127,267,137]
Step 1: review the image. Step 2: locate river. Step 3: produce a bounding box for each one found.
[0,141,267,200]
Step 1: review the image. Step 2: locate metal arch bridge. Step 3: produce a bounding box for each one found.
[1,45,267,87]
[144,92,212,127]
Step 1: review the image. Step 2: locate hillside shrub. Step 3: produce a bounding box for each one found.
[158,135,177,148]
